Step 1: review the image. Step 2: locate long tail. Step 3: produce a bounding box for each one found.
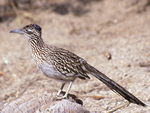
[82,61,146,107]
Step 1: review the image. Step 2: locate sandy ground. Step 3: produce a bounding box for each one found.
[0,0,150,112]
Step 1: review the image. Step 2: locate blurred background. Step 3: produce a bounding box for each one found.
[0,0,150,112]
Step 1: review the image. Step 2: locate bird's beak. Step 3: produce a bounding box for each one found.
[10,29,24,34]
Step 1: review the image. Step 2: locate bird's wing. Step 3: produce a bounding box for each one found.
[46,46,90,79]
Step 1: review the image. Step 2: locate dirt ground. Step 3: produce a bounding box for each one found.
[0,0,150,112]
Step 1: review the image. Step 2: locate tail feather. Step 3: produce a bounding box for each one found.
[82,62,146,107]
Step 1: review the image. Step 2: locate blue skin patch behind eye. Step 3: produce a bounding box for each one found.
[27,29,32,32]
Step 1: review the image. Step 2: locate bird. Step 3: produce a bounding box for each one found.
[10,24,146,107]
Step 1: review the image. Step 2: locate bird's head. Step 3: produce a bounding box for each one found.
[10,24,42,40]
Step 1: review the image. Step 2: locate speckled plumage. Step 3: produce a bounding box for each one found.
[10,24,146,107]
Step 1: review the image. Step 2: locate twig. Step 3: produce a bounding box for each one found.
[9,0,20,17]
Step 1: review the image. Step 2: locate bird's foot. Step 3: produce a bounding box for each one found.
[53,94,68,101]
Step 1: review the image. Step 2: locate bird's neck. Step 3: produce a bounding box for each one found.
[29,36,44,49]
[28,36,45,61]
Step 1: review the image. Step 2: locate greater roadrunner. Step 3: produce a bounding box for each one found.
[10,24,146,107]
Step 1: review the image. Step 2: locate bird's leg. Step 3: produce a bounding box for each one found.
[56,80,74,100]
[63,80,74,98]
[57,83,65,96]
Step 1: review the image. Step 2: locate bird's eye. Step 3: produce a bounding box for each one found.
[26,29,33,34]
